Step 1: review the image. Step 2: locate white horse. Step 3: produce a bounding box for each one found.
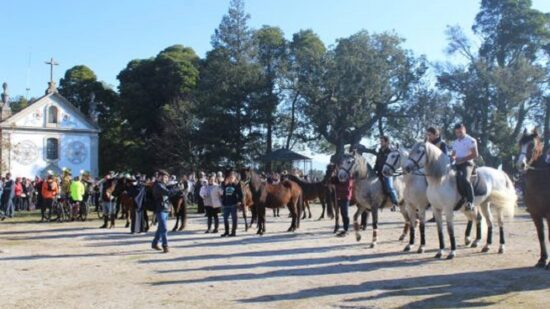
[336,151,409,247]
[404,142,517,259]
[382,147,429,253]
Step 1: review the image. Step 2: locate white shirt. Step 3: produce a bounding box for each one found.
[452,134,477,163]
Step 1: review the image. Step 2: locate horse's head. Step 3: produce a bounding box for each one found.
[382,148,403,177]
[239,167,253,184]
[517,128,543,172]
[336,151,366,182]
[404,142,427,174]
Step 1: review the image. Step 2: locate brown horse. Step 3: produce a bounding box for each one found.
[240,182,255,231]
[240,168,303,235]
[171,190,187,232]
[517,129,550,269]
[287,174,333,220]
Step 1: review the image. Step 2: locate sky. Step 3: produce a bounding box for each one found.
[1,0,550,168]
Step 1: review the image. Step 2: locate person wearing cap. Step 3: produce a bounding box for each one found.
[151,170,179,253]
[99,173,118,228]
[41,174,59,222]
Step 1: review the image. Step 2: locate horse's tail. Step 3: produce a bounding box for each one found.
[488,173,517,218]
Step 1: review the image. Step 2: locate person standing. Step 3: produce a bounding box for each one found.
[70,176,86,220]
[451,123,479,211]
[151,170,178,253]
[14,177,23,212]
[41,174,59,222]
[334,175,353,237]
[220,171,242,237]
[200,176,221,233]
[2,173,15,218]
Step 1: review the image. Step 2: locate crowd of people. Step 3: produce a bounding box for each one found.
[0,123,494,255]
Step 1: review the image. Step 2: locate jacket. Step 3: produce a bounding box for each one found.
[431,137,448,155]
[221,183,242,206]
[374,146,393,175]
[70,180,86,202]
[41,180,59,200]
[335,178,353,201]
[153,181,178,213]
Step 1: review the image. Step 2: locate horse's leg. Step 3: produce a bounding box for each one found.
[546,217,550,269]
[307,201,312,219]
[434,207,445,259]
[371,206,379,248]
[446,210,457,259]
[352,206,362,242]
[464,220,473,246]
[480,202,493,253]
[287,204,296,232]
[418,206,427,253]
[257,205,265,235]
[404,204,415,252]
[301,201,307,220]
[496,207,506,254]
[144,211,150,232]
[399,205,409,241]
[243,205,249,232]
[172,210,179,232]
[532,215,547,267]
[361,210,368,230]
[319,198,325,220]
[473,211,483,247]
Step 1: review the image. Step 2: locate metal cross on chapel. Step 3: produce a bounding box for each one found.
[45,57,59,83]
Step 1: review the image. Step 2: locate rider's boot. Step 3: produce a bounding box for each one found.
[109,215,116,229]
[99,215,108,229]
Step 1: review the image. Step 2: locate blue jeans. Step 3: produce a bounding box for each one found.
[4,199,14,217]
[102,200,116,216]
[383,176,399,205]
[152,211,169,247]
[222,204,238,232]
[338,199,350,232]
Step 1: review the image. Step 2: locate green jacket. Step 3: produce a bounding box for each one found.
[70,180,85,202]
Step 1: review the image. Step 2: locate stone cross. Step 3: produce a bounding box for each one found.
[45,57,59,83]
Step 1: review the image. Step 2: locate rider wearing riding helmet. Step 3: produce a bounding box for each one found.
[374,136,399,211]
[451,123,478,212]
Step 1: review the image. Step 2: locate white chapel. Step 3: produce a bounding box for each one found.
[0,62,100,178]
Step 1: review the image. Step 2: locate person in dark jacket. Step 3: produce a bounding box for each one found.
[427,127,448,155]
[334,176,353,237]
[1,173,15,218]
[151,170,178,253]
[220,171,242,237]
[374,136,399,210]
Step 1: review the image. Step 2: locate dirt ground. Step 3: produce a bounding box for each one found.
[0,206,548,309]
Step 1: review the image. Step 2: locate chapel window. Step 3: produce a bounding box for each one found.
[48,106,58,124]
[46,138,59,160]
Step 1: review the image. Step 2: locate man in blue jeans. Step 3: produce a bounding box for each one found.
[374,136,399,211]
[152,170,178,253]
[220,171,242,237]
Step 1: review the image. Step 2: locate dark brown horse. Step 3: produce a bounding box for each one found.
[240,182,255,231]
[171,190,187,232]
[240,168,303,235]
[517,129,550,269]
[287,174,333,220]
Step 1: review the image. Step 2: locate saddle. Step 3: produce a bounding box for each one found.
[453,166,487,211]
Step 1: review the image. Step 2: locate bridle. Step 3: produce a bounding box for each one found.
[384,151,401,174]
[338,156,356,179]
[407,148,426,171]
[519,141,548,171]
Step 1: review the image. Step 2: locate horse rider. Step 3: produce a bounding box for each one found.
[451,123,479,211]
[151,170,179,253]
[374,136,399,211]
[426,127,448,155]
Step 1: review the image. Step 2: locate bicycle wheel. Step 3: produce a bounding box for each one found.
[80,202,88,221]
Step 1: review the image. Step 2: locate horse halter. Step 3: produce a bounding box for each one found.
[384,151,401,173]
[339,156,356,179]
[407,148,426,171]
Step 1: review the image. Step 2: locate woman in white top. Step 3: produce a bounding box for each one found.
[200,176,221,233]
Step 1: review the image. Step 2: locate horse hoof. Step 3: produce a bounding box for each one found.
[435,251,443,259]
[535,260,546,268]
[370,242,377,249]
[481,246,490,253]
[447,252,456,260]
[398,234,406,241]
[403,245,411,252]
[356,234,362,242]
[465,237,472,246]
[417,246,425,254]
[498,245,505,254]
[471,240,480,248]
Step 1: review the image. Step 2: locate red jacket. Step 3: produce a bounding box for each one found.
[335,178,353,201]
[14,182,23,197]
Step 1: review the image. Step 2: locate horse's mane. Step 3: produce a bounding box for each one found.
[422,142,450,179]
[520,131,544,164]
[352,152,368,179]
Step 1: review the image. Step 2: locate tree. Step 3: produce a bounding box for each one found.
[116,45,199,173]
[300,31,425,158]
